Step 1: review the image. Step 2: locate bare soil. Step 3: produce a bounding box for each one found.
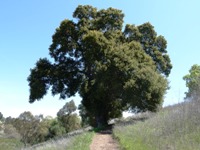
[90,129,120,150]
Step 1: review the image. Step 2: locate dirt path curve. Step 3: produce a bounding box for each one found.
[90,130,120,150]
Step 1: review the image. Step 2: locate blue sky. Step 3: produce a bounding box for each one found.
[0,0,200,118]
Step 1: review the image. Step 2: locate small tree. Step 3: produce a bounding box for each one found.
[57,100,77,117]
[13,111,40,145]
[4,124,21,139]
[0,112,3,121]
[183,64,200,100]
[48,119,66,138]
[57,100,81,132]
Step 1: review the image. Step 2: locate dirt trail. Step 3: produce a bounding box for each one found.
[90,130,120,150]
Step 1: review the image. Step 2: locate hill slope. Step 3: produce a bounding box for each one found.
[113,100,200,150]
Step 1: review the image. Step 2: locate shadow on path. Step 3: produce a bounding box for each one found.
[90,126,120,150]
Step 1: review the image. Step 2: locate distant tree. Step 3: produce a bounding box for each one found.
[5,116,13,124]
[18,111,35,121]
[35,114,44,121]
[34,116,52,141]
[0,112,3,121]
[48,119,66,138]
[59,114,81,132]
[57,100,81,132]
[28,5,172,127]
[4,124,21,139]
[57,100,77,117]
[0,119,4,133]
[13,111,40,145]
[4,113,72,145]
[34,117,51,142]
[183,64,200,100]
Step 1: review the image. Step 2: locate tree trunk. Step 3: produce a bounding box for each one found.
[95,114,108,128]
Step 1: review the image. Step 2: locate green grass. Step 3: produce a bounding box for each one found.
[0,138,23,150]
[114,122,154,150]
[67,131,95,150]
[113,100,200,150]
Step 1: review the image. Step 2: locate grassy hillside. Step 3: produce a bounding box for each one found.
[113,100,200,150]
[0,138,23,150]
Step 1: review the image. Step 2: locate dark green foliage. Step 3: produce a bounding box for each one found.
[78,104,92,127]
[0,112,3,121]
[183,64,200,100]
[28,58,52,102]
[124,23,172,76]
[28,5,172,127]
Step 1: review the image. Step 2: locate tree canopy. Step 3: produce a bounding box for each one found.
[183,64,200,100]
[28,5,172,127]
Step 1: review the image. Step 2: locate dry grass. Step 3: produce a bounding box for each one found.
[113,100,200,150]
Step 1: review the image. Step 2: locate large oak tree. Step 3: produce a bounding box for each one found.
[28,5,172,127]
